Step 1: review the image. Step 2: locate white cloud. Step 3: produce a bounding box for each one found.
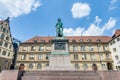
[0,0,41,19]
[63,16,117,36]
[71,2,91,19]
[109,0,117,10]
[111,0,117,4]
[103,17,116,30]
[63,27,84,36]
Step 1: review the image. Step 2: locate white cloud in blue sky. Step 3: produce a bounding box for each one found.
[71,2,91,19]
[0,0,119,41]
[109,0,117,10]
[63,16,116,36]
[0,0,41,19]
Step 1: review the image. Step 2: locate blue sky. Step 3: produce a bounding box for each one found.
[0,0,120,42]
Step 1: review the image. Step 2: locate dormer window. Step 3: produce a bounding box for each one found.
[34,40,37,43]
[79,39,83,42]
[72,40,76,42]
[87,39,92,42]
[41,40,45,42]
[96,39,101,42]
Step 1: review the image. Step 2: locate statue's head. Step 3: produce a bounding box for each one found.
[58,18,61,22]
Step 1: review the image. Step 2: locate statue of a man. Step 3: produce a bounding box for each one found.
[55,18,63,37]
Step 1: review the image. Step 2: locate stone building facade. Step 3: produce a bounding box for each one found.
[16,36,114,70]
[109,30,120,70]
[0,18,14,71]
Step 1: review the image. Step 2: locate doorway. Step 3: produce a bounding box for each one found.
[107,62,113,70]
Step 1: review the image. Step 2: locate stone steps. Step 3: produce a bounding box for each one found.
[24,71,98,76]
[22,76,101,80]
[22,70,101,80]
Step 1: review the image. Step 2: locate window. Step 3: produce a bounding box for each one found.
[79,39,83,42]
[101,64,106,70]
[72,40,76,42]
[89,45,94,51]
[8,52,10,57]
[75,64,79,69]
[39,46,44,51]
[0,25,3,30]
[0,41,3,46]
[104,46,108,51]
[6,36,9,41]
[46,46,51,51]
[30,54,34,60]
[113,40,115,44]
[31,46,36,51]
[117,37,120,41]
[83,64,88,70]
[2,51,6,56]
[90,54,95,60]
[23,46,28,51]
[100,53,103,60]
[113,48,116,52]
[96,39,101,42]
[115,55,119,60]
[3,28,7,33]
[9,45,12,49]
[38,54,42,60]
[4,42,8,47]
[87,39,92,42]
[46,54,49,60]
[82,54,87,60]
[81,45,85,51]
[74,54,78,60]
[29,63,33,69]
[106,53,110,59]
[1,34,5,39]
[73,46,78,51]
[37,64,42,69]
[21,54,26,60]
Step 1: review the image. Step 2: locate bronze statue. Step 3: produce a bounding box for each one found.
[55,18,63,37]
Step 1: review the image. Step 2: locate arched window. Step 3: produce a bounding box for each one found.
[75,63,79,69]
[37,63,42,69]
[6,36,9,41]
[1,34,5,39]
[92,63,97,71]
[29,63,33,69]
[3,28,7,33]
[83,63,88,70]
[74,54,78,60]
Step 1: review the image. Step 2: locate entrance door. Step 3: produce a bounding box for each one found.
[107,62,113,70]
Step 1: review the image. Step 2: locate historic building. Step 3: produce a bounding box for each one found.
[109,30,120,70]
[16,36,114,70]
[0,18,14,71]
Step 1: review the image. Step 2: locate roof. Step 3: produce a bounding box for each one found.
[112,29,120,38]
[24,36,112,43]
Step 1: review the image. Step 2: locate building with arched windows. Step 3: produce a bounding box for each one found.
[16,35,115,70]
[0,18,14,71]
[109,30,120,70]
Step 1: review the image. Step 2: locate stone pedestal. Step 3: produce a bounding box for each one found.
[47,37,74,70]
[48,54,74,70]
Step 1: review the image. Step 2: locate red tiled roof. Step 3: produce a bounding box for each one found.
[113,29,120,37]
[24,36,112,43]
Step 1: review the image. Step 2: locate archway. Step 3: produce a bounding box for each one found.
[92,63,97,71]
[107,62,113,70]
